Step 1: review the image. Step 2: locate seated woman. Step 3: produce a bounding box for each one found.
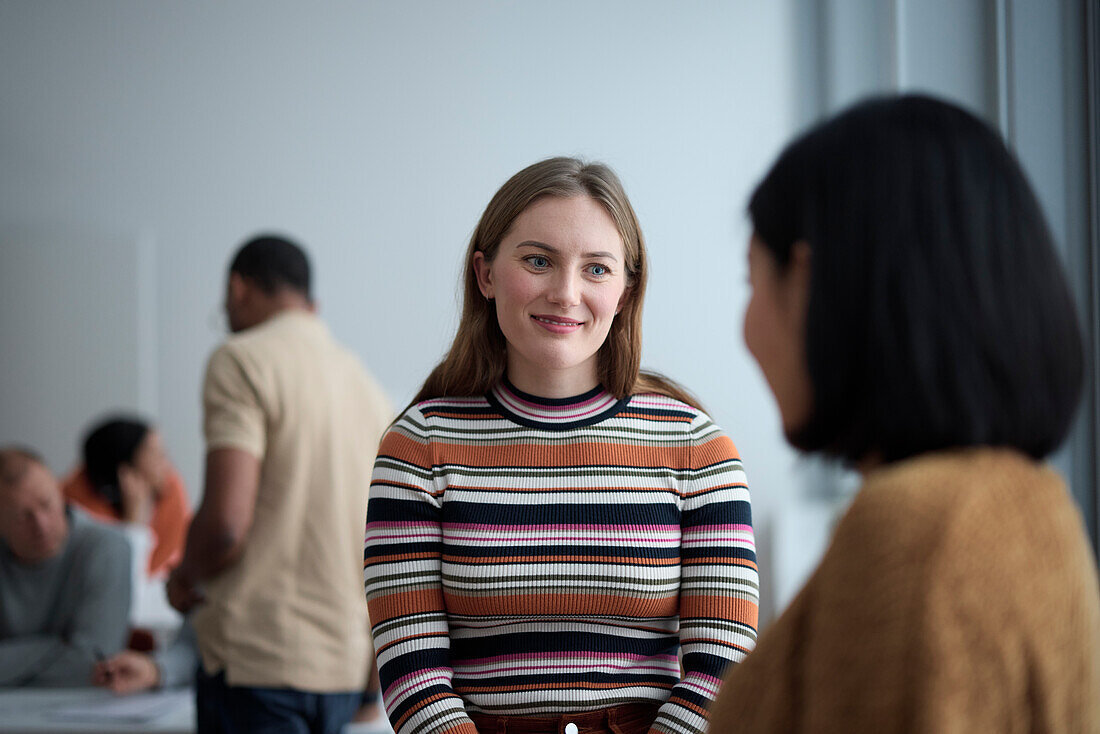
[63,416,191,630]
[709,95,1100,731]
[365,157,758,734]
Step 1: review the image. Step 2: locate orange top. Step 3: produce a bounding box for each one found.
[62,466,191,578]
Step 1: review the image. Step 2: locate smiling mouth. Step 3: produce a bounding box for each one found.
[532,315,583,327]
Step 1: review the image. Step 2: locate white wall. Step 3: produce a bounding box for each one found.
[3,1,1090,624]
[0,1,806,618]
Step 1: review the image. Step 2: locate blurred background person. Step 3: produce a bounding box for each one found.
[64,416,191,579]
[709,95,1100,732]
[168,235,392,734]
[63,416,191,636]
[0,446,131,686]
[93,620,199,695]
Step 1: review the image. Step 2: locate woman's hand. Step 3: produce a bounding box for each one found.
[118,464,154,524]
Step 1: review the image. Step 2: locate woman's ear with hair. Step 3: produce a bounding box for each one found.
[472,251,494,299]
[783,241,813,334]
[615,286,632,315]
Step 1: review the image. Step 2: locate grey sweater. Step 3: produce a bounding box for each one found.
[0,506,132,686]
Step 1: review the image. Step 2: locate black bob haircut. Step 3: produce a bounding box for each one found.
[229,234,312,300]
[748,94,1084,464]
[83,416,150,513]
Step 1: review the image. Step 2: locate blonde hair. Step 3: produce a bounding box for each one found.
[411,157,700,410]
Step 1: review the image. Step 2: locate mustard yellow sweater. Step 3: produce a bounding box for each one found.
[709,448,1100,733]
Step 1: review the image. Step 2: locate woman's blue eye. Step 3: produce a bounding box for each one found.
[527,255,550,268]
[589,264,609,276]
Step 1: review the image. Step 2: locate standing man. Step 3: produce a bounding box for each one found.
[168,235,392,733]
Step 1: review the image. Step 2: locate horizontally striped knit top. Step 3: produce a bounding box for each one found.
[364,380,759,734]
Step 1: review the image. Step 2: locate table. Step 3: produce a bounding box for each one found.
[0,688,394,734]
[0,687,193,734]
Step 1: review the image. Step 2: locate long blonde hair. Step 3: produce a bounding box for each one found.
[411,156,700,410]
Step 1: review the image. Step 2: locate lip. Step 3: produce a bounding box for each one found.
[531,313,584,334]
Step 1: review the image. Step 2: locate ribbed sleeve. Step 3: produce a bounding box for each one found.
[651,413,758,734]
[365,390,757,734]
[365,411,478,734]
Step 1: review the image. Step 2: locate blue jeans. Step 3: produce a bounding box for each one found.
[196,669,361,734]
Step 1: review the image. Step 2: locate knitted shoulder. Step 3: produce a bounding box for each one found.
[385,395,495,439]
[631,393,730,446]
[835,449,1042,575]
[628,392,707,427]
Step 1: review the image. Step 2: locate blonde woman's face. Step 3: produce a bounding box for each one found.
[473,196,629,396]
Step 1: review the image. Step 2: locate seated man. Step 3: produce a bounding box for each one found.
[0,446,131,687]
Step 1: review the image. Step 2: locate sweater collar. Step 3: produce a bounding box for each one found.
[487,378,629,430]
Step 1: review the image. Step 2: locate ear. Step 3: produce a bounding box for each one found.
[615,285,632,315]
[472,251,494,299]
[783,240,812,333]
[227,272,248,303]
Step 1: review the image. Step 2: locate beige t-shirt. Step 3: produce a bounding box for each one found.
[193,309,392,691]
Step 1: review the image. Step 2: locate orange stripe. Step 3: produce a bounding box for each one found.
[444,593,679,618]
[615,411,692,423]
[393,692,469,731]
[369,588,445,623]
[383,433,697,469]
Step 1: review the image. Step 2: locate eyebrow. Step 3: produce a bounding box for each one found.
[515,241,619,261]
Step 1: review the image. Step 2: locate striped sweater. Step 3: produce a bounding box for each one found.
[364,380,758,734]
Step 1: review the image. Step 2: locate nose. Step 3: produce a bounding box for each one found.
[547,270,581,307]
[28,509,50,538]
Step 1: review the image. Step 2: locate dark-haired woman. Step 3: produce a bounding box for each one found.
[64,417,191,580]
[365,158,758,734]
[709,95,1100,732]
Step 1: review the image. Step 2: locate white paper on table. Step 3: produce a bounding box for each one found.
[46,689,190,724]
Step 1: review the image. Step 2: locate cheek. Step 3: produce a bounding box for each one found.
[494,269,537,308]
[589,284,627,321]
[742,294,766,360]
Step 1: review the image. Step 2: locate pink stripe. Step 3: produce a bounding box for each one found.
[460,651,677,665]
[497,391,615,421]
[385,671,451,701]
[498,385,609,412]
[444,523,678,532]
[370,521,442,528]
[688,673,725,685]
[457,662,677,676]
[447,535,678,544]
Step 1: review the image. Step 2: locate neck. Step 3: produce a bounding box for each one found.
[248,297,313,329]
[505,359,599,399]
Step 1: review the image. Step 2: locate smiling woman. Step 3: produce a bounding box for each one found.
[363,157,759,734]
[472,195,629,397]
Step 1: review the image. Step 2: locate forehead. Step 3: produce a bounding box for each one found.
[506,196,624,258]
[0,461,59,507]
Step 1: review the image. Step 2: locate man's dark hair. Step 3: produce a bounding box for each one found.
[748,94,1084,464]
[82,416,150,513]
[0,446,44,489]
[229,234,312,300]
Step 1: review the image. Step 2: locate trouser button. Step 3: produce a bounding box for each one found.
[565,723,578,734]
